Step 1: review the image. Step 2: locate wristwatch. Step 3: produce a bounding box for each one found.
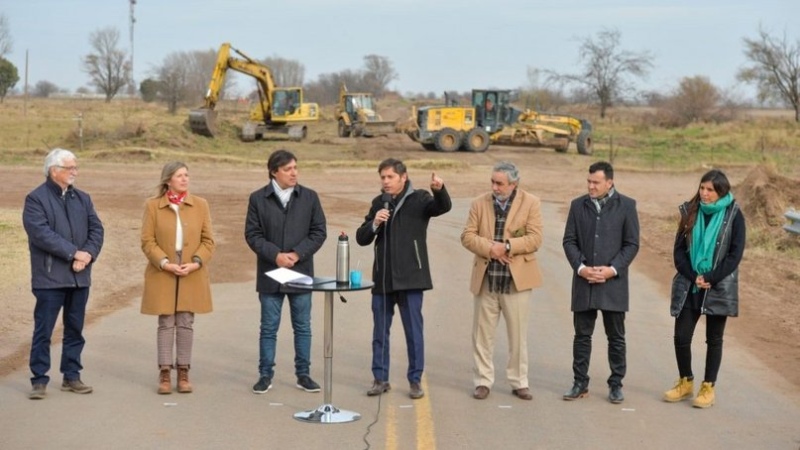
[505,241,511,254]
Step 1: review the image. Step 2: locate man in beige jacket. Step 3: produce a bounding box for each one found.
[461,161,543,401]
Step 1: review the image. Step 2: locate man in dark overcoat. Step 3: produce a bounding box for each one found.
[562,161,639,404]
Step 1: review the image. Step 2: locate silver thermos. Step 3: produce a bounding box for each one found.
[336,231,350,284]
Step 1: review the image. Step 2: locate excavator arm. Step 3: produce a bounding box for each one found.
[189,43,281,138]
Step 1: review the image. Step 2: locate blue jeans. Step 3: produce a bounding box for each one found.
[258,292,312,379]
[30,287,90,385]
[371,290,424,384]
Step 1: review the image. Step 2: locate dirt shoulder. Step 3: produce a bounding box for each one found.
[1,144,798,390]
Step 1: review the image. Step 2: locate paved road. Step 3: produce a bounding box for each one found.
[2,200,799,450]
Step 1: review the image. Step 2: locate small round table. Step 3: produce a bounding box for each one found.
[287,277,373,424]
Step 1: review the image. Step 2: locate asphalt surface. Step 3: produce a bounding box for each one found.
[2,200,799,450]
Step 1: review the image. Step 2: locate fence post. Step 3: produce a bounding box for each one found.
[784,209,800,235]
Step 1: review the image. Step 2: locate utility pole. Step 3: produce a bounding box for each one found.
[129,0,137,96]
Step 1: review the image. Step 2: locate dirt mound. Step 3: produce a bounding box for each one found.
[734,165,800,243]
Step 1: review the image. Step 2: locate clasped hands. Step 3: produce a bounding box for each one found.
[72,250,92,273]
[489,242,512,265]
[276,251,300,269]
[695,275,711,290]
[164,259,201,277]
[580,266,614,284]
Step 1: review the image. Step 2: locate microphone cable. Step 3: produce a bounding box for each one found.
[362,198,392,450]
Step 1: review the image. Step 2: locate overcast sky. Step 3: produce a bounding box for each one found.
[2,0,797,100]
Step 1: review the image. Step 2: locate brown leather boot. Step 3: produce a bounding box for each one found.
[177,366,193,393]
[158,366,172,395]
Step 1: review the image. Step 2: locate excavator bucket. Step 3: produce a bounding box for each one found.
[189,108,218,137]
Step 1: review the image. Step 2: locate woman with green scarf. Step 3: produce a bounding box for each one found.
[663,169,746,409]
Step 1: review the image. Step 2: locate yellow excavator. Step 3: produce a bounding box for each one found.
[189,43,319,141]
[406,89,592,154]
[335,83,396,137]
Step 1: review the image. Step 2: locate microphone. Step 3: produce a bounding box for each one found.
[381,193,392,211]
[378,193,392,230]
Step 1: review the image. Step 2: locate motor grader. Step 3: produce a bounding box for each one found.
[405,89,592,154]
[189,43,319,142]
[335,84,397,137]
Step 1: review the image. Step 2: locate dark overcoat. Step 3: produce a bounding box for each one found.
[562,192,640,312]
[244,183,327,294]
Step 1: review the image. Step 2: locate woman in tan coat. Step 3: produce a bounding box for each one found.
[141,162,215,394]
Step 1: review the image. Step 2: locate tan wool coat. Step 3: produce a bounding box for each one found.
[461,189,544,295]
[140,194,215,315]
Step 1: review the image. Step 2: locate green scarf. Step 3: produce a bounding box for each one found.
[690,192,733,277]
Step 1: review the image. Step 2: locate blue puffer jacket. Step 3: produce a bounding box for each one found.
[22,178,105,289]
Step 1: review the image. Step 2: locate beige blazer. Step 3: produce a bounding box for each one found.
[461,189,543,295]
[140,194,215,315]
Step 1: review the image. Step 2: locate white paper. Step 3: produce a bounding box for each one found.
[265,267,313,285]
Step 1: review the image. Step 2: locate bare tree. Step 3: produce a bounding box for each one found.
[0,14,12,58]
[738,27,800,122]
[0,57,19,102]
[305,70,363,105]
[552,29,653,118]
[260,56,305,87]
[33,80,60,98]
[82,27,131,102]
[154,52,190,114]
[362,54,397,98]
[661,76,721,126]
[185,48,227,102]
[524,67,568,111]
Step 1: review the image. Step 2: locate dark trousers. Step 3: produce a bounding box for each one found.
[29,287,90,385]
[371,290,424,384]
[673,307,728,383]
[572,309,626,387]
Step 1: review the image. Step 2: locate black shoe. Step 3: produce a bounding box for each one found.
[296,375,320,393]
[608,385,624,404]
[252,376,272,394]
[563,382,589,401]
[367,380,391,396]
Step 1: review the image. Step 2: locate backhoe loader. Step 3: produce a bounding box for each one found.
[189,43,319,142]
[335,84,396,137]
[405,89,592,154]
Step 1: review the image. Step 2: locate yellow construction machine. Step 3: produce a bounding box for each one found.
[335,84,396,137]
[405,89,592,154]
[189,43,319,141]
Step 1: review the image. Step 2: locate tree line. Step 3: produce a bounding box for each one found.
[0,15,798,123]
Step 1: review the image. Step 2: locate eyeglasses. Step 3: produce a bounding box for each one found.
[57,166,79,172]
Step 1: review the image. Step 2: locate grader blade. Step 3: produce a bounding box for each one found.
[189,109,218,137]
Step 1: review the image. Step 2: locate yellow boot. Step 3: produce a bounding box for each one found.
[692,381,715,408]
[663,377,693,402]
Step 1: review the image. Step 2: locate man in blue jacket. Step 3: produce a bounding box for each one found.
[356,158,451,400]
[245,149,327,395]
[23,148,105,400]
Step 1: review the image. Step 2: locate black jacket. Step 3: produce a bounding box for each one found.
[671,201,745,317]
[245,183,327,294]
[356,182,451,294]
[23,178,104,289]
[563,191,640,312]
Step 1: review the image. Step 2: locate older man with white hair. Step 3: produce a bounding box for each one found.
[22,148,104,400]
